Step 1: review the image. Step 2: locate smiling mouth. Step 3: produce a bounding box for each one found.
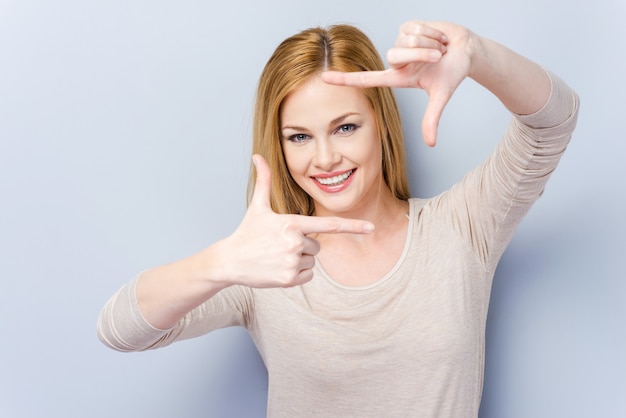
[314,169,354,186]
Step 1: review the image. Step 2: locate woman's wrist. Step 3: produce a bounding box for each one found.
[467,34,550,115]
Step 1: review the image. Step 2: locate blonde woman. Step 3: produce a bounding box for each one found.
[98,20,579,417]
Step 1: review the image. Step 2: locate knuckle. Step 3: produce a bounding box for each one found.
[324,219,341,233]
[281,218,296,233]
[276,270,296,287]
[284,235,303,253]
[413,20,426,32]
[284,254,300,270]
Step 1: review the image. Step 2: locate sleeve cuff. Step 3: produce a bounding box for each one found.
[515,68,578,130]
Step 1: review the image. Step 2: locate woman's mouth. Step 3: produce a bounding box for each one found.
[314,169,354,186]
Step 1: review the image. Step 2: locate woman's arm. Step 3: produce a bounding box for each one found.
[133,241,234,330]
[467,33,550,116]
[322,20,579,268]
[99,155,374,336]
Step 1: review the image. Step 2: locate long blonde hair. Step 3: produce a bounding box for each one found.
[248,24,410,215]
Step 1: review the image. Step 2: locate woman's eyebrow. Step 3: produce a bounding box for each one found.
[281,112,361,131]
[329,112,360,126]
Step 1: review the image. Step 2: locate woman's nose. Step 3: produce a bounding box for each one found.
[313,139,340,171]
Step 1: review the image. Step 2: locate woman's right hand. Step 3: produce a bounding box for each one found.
[213,154,374,289]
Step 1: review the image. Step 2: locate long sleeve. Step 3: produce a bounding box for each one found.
[428,70,579,270]
[97,275,255,352]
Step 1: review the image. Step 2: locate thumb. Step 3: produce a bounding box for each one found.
[421,88,452,147]
[250,154,273,210]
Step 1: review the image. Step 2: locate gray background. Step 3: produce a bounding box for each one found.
[1,0,624,417]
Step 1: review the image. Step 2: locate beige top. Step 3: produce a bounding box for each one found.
[98,73,579,418]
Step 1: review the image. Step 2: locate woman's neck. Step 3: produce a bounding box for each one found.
[313,184,409,245]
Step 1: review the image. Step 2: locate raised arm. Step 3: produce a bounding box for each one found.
[98,155,374,346]
[132,155,374,330]
[322,21,552,146]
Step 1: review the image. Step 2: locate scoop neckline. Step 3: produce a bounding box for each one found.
[314,199,415,291]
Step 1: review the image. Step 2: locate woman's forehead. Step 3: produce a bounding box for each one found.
[281,77,372,128]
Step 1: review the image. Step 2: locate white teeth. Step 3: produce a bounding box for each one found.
[315,170,353,186]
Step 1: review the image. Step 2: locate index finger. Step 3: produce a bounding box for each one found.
[289,214,375,235]
[321,69,395,88]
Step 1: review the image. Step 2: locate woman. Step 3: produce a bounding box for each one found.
[98,20,579,417]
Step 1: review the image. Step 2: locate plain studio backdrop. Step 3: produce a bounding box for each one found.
[1,0,624,417]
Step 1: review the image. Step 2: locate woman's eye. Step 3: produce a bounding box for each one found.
[288,133,310,143]
[337,124,357,134]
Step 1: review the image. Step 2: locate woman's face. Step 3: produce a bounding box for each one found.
[280,76,383,217]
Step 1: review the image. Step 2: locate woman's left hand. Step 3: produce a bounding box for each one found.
[322,21,475,147]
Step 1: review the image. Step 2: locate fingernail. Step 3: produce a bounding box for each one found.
[363,223,375,233]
